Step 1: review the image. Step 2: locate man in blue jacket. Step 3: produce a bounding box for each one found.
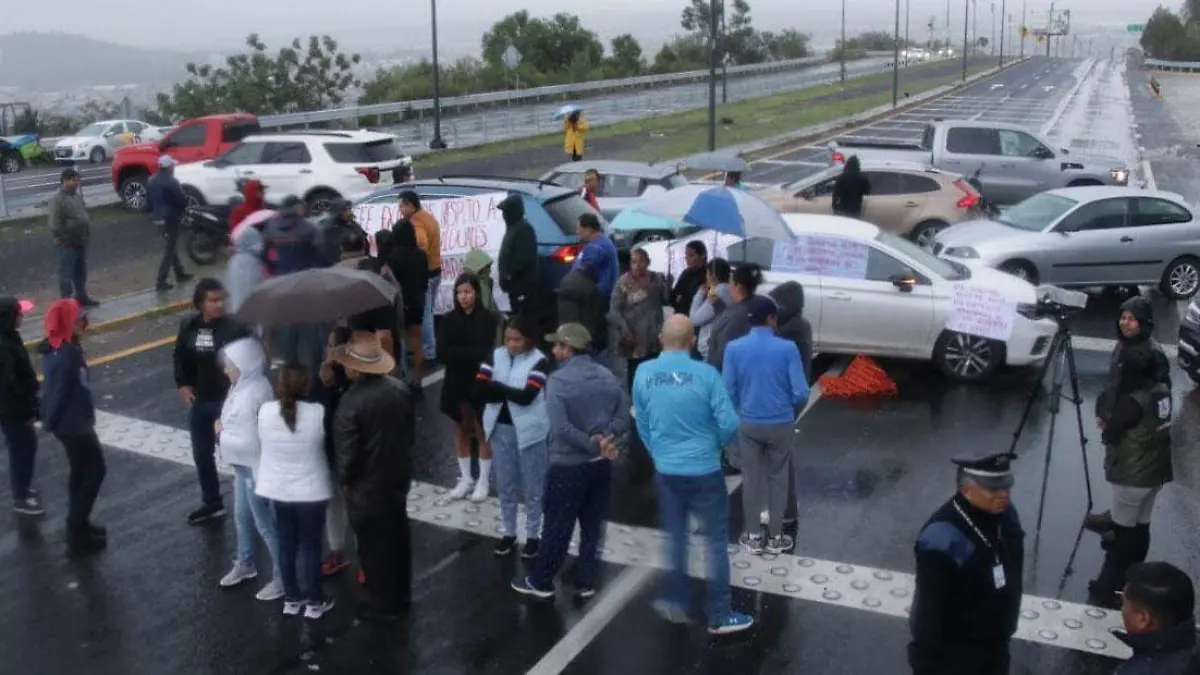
[633,314,753,635]
[148,155,193,292]
[723,295,808,555]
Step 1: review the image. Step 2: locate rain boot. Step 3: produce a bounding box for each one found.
[1131,523,1151,565]
[1088,524,1136,609]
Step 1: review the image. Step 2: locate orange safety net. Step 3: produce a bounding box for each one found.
[818,355,898,398]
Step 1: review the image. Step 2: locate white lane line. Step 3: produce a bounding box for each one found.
[1142,159,1158,190]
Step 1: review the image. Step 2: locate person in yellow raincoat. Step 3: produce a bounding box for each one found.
[563,111,589,162]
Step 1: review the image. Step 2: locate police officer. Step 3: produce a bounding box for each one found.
[908,452,1025,675]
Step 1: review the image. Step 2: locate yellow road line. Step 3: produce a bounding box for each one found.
[22,299,192,350]
[36,336,176,382]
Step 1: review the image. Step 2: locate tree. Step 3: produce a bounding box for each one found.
[651,35,709,74]
[155,33,361,120]
[681,0,764,63]
[1140,7,1200,61]
[759,29,810,60]
[608,34,645,76]
[976,36,989,49]
[76,99,123,123]
[481,11,604,76]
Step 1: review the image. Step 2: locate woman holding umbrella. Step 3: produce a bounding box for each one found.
[563,108,589,162]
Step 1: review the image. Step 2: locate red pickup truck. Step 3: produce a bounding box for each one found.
[112,113,261,211]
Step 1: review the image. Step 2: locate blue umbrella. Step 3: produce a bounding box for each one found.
[609,208,684,232]
[552,104,583,120]
[631,184,792,240]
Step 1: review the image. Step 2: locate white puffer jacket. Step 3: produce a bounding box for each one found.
[216,338,274,471]
[254,400,332,504]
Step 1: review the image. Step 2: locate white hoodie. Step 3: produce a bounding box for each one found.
[217,338,274,471]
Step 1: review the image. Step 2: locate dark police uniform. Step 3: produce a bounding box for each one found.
[908,453,1025,675]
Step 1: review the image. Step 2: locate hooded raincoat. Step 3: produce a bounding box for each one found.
[226,227,268,314]
[0,297,39,424]
[229,179,266,231]
[769,282,814,384]
[40,300,95,437]
[1096,296,1172,424]
[437,274,500,422]
[464,249,502,344]
[217,338,275,471]
[497,196,538,299]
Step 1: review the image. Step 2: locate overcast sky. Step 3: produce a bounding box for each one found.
[6,0,1164,51]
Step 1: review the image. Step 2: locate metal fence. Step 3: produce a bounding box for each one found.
[1143,58,1200,72]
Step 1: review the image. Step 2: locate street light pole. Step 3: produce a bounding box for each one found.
[892,0,901,107]
[990,1,996,56]
[961,0,970,81]
[972,0,978,56]
[721,0,728,104]
[1019,0,1026,58]
[707,0,718,151]
[1046,1,1053,57]
[999,0,1007,66]
[840,0,847,89]
[429,0,446,149]
[905,0,911,65]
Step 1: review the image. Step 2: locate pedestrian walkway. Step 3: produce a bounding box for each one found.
[21,284,193,345]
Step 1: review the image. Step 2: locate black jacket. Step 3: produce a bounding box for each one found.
[333,374,415,515]
[1097,296,1172,422]
[148,170,187,225]
[1115,622,1200,675]
[707,297,753,370]
[558,269,608,352]
[173,314,251,403]
[0,298,38,423]
[437,276,500,417]
[832,170,871,216]
[769,282,814,384]
[670,266,706,317]
[498,197,539,297]
[908,495,1025,674]
[384,221,430,321]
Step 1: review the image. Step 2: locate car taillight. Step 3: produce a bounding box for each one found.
[953,179,979,209]
[356,166,381,184]
[551,244,581,264]
[832,151,846,164]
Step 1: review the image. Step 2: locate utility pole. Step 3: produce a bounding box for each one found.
[892,0,901,107]
[1019,0,1026,58]
[707,0,718,151]
[429,0,446,149]
[990,1,996,55]
[840,0,847,88]
[972,0,978,55]
[999,0,1007,66]
[905,0,911,66]
[720,1,728,104]
[962,0,970,81]
[1046,1,1053,57]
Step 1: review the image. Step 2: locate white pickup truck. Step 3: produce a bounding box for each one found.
[828,120,1131,206]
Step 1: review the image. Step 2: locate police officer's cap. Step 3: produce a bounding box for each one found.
[952,452,1016,490]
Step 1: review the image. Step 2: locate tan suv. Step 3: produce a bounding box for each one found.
[756,161,984,247]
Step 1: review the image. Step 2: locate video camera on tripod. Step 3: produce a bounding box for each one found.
[1028,285,1090,323]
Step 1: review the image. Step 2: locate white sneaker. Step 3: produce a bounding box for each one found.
[255,578,285,601]
[448,477,474,500]
[759,510,769,526]
[470,476,490,503]
[219,563,257,588]
[304,598,336,620]
[282,600,304,616]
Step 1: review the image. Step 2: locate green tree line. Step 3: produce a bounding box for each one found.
[1140,5,1200,61]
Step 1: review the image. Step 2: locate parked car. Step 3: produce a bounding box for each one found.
[354,175,604,312]
[539,160,688,221]
[933,186,1200,300]
[828,120,1131,205]
[54,119,163,164]
[1178,297,1200,383]
[112,113,262,212]
[755,161,984,247]
[639,213,1058,381]
[172,130,412,214]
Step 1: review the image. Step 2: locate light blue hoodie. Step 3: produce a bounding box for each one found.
[226,227,266,314]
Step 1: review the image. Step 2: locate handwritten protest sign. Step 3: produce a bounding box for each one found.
[946,283,1016,341]
[770,235,869,279]
[665,233,730,280]
[353,192,511,314]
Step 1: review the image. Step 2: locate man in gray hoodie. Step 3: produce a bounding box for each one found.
[512,323,629,601]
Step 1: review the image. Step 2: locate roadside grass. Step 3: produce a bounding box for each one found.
[417,58,999,170]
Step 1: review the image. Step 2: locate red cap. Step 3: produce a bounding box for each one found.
[16,299,33,314]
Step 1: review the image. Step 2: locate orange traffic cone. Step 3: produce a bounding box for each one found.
[817,355,898,398]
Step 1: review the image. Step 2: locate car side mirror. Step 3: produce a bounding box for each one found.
[891,273,917,292]
[1032,146,1055,160]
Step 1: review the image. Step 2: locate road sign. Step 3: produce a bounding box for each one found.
[1127,23,1144,33]
[501,45,521,70]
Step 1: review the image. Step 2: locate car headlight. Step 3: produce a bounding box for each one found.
[74,143,87,150]
[1186,302,1200,325]
[1110,168,1129,184]
[943,246,978,259]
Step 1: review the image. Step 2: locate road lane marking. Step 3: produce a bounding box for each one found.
[36,336,178,383]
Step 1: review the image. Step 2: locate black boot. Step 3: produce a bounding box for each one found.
[1089,525,1136,609]
[67,522,107,554]
[1131,523,1151,565]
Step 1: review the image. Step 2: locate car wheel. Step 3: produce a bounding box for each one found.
[306,190,339,215]
[934,330,1004,382]
[0,152,21,174]
[120,174,151,212]
[89,147,106,164]
[182,186,206,209]
[999,260,1038,285]
[1160,256,1200,300]
[909,220,948,248]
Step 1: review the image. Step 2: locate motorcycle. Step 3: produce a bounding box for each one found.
[182,203,234,266]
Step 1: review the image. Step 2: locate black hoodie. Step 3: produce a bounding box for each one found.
[497,195,539,297]
[173,314,252,403]
[437,274,500,417]
[1096,296,1171,423]
[0,297,39,423]
[769,282,814,384]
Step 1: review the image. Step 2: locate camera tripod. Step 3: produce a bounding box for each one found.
[1007,314,1096,547]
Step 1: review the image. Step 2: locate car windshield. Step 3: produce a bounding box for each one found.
[324,139,407,164]
[783,167,839,190]
[876,231,969,280]
[75,123,109,137]
[996,193,1078,231]
[544,193,607,236]
[665,173,689,188]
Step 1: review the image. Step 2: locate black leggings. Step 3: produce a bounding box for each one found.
[56,432,107,528]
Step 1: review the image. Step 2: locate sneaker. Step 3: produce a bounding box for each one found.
[255,578,285,601]
[304,598,336,620]
[27,488,39,498]
[187,504,226,525]
[759,510,769,526]
[469,476,490,503]
[766,534,795,555]
[219,563,258,588]
[282,600,304,616]
[651,599,692,625]
[708,611,755,635]
[447,477,474,500]
[321,551,350,577]
[77,297,100,308]
[574,585,596,599]
[521,538,540,560]
[511,576,555,600]
[155,281,174,292]
[13,495,45,516]
[66,527,106,553]
[740,532,764,555]
[494,536,517,557]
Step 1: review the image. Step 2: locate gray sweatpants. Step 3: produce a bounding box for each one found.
[738,422,794,537]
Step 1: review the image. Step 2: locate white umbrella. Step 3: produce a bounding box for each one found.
[628,184,792,240]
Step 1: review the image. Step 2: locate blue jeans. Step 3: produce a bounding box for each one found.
[188,401,224,508]
[422,276,439,359]
[57,247,88,300]
[233,466,281,577]
[655,471,733,623]
[274,500,327,604]
[530,460,612,590]
[0,418,37,500]
[491,424,548,539]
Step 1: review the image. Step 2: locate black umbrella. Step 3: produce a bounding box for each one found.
[235,267,397,327]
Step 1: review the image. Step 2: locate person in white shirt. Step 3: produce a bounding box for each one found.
[255,364,334,620]
[215,338,282,601]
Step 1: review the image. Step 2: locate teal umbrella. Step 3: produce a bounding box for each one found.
[609,208,686,232]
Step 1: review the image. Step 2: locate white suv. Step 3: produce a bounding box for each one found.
[172,130,414,212]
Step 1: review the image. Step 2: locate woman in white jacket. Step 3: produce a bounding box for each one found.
[216,338,283,601]
[255,365,334,620]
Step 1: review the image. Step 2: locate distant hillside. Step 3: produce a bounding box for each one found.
[0,32,203,89]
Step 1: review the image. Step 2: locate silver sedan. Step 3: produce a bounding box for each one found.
[932,186,1200,300]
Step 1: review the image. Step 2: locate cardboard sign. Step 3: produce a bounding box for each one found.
[771,235,869,279]
[947,283,1016,341]
[353,193,511,314]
